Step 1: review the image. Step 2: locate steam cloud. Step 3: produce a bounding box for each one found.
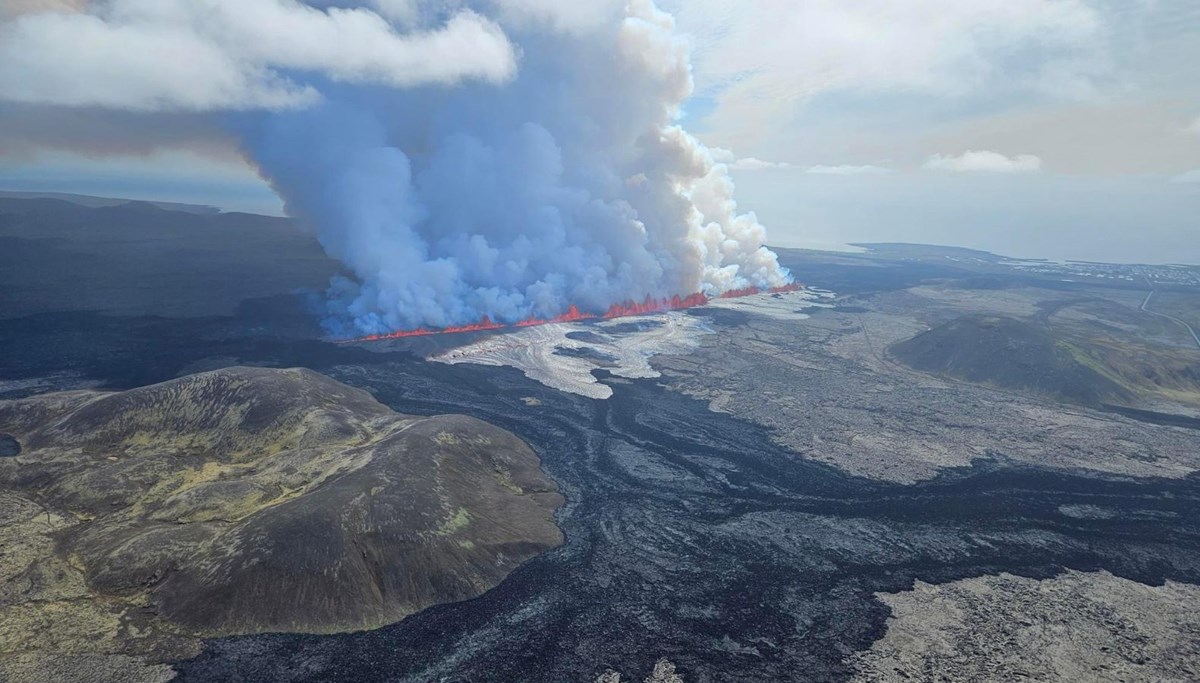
[1,0,791,335]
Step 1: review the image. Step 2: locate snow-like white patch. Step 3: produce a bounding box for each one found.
[430,289,824,399]
[431,312,711,399]
[706,287,831,320]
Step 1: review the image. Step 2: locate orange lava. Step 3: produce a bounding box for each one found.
[342,282,801,343]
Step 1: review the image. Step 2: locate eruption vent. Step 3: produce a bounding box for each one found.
[344,284,801,343]
[235,1,791,336]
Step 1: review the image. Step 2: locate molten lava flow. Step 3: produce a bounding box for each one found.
[352,316,507,342]
[513,304,591,327]
[718,286,758,299]
[601,292,708,319]
[341,282,802,343]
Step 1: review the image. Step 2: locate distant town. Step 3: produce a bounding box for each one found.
[1000,260,1200,287]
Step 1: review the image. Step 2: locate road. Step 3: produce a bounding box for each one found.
[1141,287,1200,351]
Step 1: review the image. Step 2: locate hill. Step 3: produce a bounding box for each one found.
[0,367,563,678]
[890,315,1130,405]
[0,196,339,319]
[0,190,221,214]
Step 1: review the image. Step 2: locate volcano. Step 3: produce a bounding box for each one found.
[343,283,801,343]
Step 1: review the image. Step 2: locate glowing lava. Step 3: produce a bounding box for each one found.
[342,283,801,343]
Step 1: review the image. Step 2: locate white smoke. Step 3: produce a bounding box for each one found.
[0,0,791,335]
[245,0,789,334]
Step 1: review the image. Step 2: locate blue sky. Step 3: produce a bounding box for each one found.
[1,0,1198,263]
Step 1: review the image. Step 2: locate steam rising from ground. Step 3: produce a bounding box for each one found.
[0,1,791,335]
[242,1,789,335]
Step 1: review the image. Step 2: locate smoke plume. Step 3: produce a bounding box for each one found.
[238,0,788,335]
[0,0,791,335]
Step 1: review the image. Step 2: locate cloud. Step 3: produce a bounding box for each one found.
[730,157,791,171]
[0,103,232,160]
[1170,169,1200,184]
[492,0,626,32]
[806,164,890,175]
[365,0,418,24]
[707,147,736,163]
[671,0,1104,148]
[927,101,1200,177]
[707,148,792,170]
[923,150,1043,173]
[1188,117,1200,136]
[708,155,894,174]
[0,0,86,18]
[0,0,516,111]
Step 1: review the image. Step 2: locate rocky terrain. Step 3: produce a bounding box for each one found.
[425,288,833,401]
[167,349,1200,683]
[653,301,1200,484]
[0,367,562,681]
[597,659,686,682]
[849,570,1200,682]
[429,312,709,400]
[1,205,1198,682]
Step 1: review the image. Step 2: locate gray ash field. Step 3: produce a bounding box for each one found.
[2,201,1200,682]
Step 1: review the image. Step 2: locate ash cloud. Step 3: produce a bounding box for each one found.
[1,0,790,335]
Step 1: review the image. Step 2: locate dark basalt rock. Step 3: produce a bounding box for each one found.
[604,320,664,334]
[554,346,620,365]
[684,307,751,326]
[566,331,610,344]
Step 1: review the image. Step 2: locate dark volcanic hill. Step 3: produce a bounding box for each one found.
[0,367,563,650]
[890,315,1130,405]
[0,196,339,319]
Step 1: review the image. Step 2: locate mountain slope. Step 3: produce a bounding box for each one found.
[891,315,1130,405]
[0,367,563,638]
